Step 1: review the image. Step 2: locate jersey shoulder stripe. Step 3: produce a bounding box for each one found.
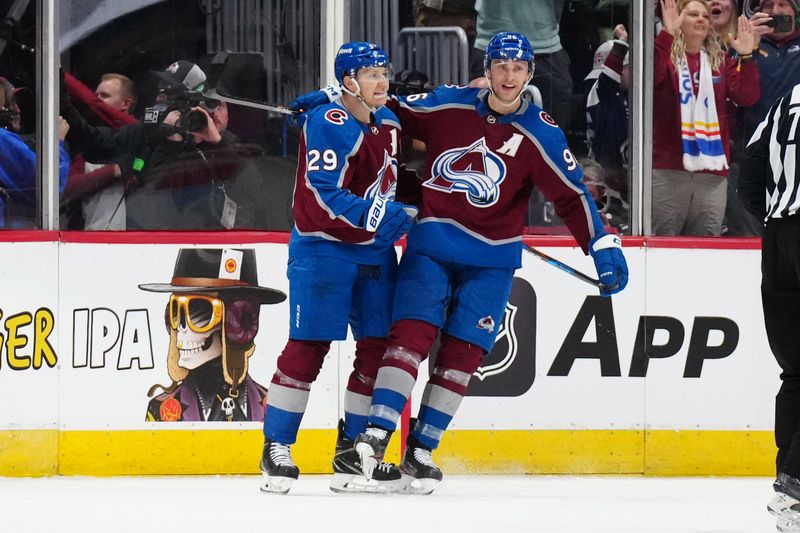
[374,105,402,130]
[398,85,479,112]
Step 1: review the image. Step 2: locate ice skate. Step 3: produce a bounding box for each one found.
[777,517,800,532]
[354,425,393,481]
[259,439,300,494]
[769,473,800,527]
[330,420,404,493]
[398,434,443,495]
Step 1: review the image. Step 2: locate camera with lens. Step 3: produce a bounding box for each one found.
[143,86,220,136]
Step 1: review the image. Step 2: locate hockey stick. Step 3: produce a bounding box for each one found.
[523,244,603,289]
[202,88,297,115]
[202,52,298,115]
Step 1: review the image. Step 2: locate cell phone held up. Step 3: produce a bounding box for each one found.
[767,14,794,33]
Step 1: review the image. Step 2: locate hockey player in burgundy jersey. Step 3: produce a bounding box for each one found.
[290,32,629,494]
[352,32,629,494]
[259,41,416,495]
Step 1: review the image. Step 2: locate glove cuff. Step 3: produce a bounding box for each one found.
[403,206,419,218]
[322,85,342,102]
[590,234,622,254]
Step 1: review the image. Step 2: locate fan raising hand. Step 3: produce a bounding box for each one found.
[660,0,685,35]
[729,15,756,56]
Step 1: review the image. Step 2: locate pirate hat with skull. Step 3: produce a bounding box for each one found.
[140,248,286,395]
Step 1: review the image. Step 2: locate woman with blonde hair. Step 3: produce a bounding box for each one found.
[709,0,739,47]
[651,0,760,236]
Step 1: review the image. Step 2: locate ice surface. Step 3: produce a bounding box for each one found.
[0,474,778,533]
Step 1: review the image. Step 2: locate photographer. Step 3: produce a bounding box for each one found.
[64,60,262,230]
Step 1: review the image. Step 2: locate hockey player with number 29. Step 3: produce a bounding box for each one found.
[292,31,629,495]
[258,41,417,495]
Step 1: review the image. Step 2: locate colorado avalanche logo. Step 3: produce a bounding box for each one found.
[363,151,398,232]
[324,109,348,125]
[477,315,495,333]
[539,111,558,128]
[425,138,507,207]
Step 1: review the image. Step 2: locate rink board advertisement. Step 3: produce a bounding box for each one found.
[0,234,775,476]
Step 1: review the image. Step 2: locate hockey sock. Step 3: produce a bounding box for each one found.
[343,336,386,440]
[264,339,330,444]
[368,320,439,431]
[412,334,484,449]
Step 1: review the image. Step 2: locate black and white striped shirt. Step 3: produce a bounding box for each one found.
[741,84,800,222]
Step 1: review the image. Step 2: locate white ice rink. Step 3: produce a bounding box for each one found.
[0,474,781,533]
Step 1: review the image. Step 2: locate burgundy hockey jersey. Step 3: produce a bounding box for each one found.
[391,86,606,268]
[289,101,403,264]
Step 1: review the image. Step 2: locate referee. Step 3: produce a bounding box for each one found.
[741,83,800,528]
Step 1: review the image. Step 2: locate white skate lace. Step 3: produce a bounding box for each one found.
[412,447,436,467]
[269,442,295,466]
[365,427,388,442]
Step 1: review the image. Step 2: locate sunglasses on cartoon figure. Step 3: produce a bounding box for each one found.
[166,294,224,333]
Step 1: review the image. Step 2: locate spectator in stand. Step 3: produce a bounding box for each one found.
[0,77,22,133]
[729,0,800,236]
[704,0,773,236]
[0,77,70,228]
[95,74,136,116]
[580,157,630,234]
[414,0,477,51]
[710,0,739,48]
[62,72,138,230]
[585,24,630,211]
[652,0,759,236]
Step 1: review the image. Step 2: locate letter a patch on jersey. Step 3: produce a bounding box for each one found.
[497,133,524,157]
[425,137,507,208]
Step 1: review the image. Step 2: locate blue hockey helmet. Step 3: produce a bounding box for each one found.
[334,41,391,85]
[483,32,535,73]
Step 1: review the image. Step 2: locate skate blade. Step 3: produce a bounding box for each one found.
[777,518,800,533]
[329,473,406,494]
[355,442,378,481]
[398,474,439,495]
[769,494,800,524]
[259,473,294,494]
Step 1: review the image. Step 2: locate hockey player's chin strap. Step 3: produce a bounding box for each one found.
[486,70,534,111]
[341,79,379,116]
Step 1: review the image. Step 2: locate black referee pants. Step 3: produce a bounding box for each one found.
[763,215,800,477]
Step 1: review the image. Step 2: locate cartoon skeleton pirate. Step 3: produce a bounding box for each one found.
[140,248,286,422]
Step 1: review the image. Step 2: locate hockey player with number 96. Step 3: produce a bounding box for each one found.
[258,41,417,495]
[290,31,629,495]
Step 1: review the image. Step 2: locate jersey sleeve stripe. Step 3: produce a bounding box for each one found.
[398,101,476,113]
[512,122,601,240]
[416,217,523,245]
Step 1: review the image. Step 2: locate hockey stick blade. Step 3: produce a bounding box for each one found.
[523,244,605,289]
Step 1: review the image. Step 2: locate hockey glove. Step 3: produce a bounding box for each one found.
[288,86,341,127]
[373,202,417,244]
[589,233,628,296]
